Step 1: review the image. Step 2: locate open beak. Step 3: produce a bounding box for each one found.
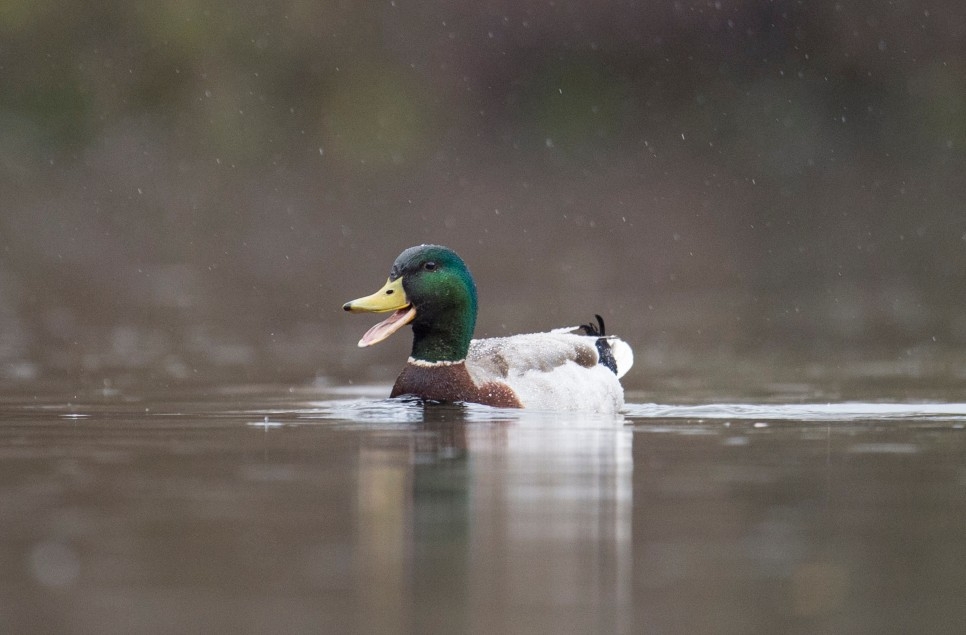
[342,277,417,347]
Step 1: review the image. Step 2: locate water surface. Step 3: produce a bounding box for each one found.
[2,384,965,634]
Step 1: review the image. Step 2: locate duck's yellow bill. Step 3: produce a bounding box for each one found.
[342,278,416,347]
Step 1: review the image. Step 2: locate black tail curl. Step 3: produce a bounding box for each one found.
[578,314,607,337]
[579,314,618,375]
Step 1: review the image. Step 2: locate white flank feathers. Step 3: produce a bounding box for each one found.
[465,332,633,414]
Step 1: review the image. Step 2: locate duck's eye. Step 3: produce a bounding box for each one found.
[424,262,437,271]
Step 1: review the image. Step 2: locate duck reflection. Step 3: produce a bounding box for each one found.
[354,405,632,633]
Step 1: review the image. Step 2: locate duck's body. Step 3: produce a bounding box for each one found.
[343,245,633,413]
[392,331,632,411]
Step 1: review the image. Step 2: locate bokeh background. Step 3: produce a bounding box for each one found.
[2,0,965,393]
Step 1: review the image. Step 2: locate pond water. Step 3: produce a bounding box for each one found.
[2,379,966,634]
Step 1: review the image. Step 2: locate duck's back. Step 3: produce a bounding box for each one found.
[466,332,632,413]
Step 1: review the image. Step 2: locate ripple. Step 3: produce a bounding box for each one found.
[251,398,628,428]
[622,402,966,422]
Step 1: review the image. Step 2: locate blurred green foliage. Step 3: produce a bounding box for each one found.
[1,0,963,170]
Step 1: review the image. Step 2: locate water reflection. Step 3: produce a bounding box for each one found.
[350,404,633,633]
[356,441,412,633]
[2,392,966,633]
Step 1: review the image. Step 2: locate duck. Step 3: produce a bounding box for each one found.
[342,244,633,413]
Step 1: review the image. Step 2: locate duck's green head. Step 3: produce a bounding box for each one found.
[343,244,478,362]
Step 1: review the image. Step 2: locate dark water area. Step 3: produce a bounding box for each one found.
[2,375,965,635]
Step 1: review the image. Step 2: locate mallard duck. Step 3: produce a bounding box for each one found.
[342,244,633,413]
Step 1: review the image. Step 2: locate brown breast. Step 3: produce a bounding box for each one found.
[390,362,522,408]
